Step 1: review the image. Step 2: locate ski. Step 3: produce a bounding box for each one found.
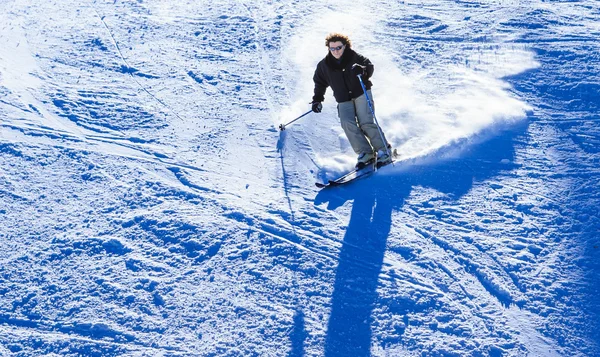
[315,150,397,188]
[315,160,376,188]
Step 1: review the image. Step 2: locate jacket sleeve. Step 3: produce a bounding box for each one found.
[312,62,328,102]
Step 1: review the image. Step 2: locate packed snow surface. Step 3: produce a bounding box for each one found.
[1,0,599,356]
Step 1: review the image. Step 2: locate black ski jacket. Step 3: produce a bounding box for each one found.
[312,48,374,103]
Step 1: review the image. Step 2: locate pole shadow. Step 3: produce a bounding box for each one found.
[288,308,307,357]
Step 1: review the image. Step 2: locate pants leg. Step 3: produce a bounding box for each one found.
[354,91,389,152]
[338,100,373,155]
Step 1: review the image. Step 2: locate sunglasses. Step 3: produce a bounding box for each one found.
[329,45,344,52]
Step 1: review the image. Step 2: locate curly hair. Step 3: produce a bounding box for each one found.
[325,33,352,49]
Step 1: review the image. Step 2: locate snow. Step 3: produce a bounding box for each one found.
[1,0,599,356]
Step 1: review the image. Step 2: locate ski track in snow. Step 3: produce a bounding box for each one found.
[1,0,599,356]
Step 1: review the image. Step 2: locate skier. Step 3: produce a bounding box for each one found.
[311,33,391,168]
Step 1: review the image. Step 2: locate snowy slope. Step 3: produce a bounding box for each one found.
[1,0,599,356]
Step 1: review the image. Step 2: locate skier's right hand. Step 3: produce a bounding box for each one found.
[311,101,323,113]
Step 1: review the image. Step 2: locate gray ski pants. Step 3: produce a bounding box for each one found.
[337,90,388,155]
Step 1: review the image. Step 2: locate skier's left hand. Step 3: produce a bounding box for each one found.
[352,63,366,76]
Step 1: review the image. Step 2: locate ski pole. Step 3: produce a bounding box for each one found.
[357,74,393,162]
[279,110,312,131]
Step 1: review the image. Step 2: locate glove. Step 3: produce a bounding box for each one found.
[311,101,323,113]
[351,63,366,77]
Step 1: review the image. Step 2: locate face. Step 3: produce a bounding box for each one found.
[328,41,345,59]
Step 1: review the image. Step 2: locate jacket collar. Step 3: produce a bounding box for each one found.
[325,47,354,70]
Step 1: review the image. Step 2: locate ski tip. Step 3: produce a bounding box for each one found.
[315,182,327,188]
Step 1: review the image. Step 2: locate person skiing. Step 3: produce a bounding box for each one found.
[311,33,391,168]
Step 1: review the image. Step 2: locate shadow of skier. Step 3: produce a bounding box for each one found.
[312,123,526,356]
[319,181,411,356]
